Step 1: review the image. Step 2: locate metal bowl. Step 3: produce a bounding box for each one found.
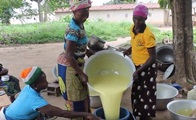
[167,99,196,120]
[90,96,102,108]
[156,83,179,110]
[156,45,174,72]
[163,64,175,80]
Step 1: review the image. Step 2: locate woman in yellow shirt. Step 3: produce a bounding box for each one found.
[124,4,157,120]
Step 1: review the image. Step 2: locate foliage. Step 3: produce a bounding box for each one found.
[193,27,196,43]
[0,21,67,44]
[0,0,69,24]
[0,20,175,45]
[60,15,72,23]
[47,0,70,11]
[147,24,172,43]
[105,0,136,4]
[14,1,37,19]
[0,0,23,9]
[158,0,171,9]
[0,7,13,24]
[0,0,23,24]
[31,0,69,22]
[84,20,131,41]
[31,0,69,12]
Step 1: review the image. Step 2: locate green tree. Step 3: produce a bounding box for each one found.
[158,0,171,8]
[170,0,196,88]
[105,0,136,4]
[0,0,23,24]
[31,0,69,22]
[158,0,196,89]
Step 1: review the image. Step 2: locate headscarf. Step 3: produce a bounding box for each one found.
[133,4,148,19]
[21,67,42,85]
[70,0,92,12]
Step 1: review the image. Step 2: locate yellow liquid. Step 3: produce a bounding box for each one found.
[177,108,194,116]
[89,73,130,120]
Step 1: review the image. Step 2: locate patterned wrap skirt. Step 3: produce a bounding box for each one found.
[57,52,89,120]
[131,62,157,118]
[2,75,21,97]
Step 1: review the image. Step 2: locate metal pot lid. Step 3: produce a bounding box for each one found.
[163,64,175,80]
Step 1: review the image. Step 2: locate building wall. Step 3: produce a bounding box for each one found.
[89,10,132,22]
[10,16,39,24]
[146,9,166,25]
[193,1,196,14]
[55,8,168,26]
[192,1,196,25]
[10,14,55,25]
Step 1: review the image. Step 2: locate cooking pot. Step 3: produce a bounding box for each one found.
[1,75,9,82]
[156,44,174,72]
[88,35,106,52]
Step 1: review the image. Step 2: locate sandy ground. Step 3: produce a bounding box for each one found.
[0,26,174,120]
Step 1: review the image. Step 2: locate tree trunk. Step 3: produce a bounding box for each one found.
[170,0,175,37]
[184,1,196,84]
[37,0,43,22]
[171,0,196,89]
[172,0,186,80]
[43,0,49,22]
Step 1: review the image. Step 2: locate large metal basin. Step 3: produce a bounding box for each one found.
[167,99,196,120]
[156,83,178,110]
[90,96,102,108]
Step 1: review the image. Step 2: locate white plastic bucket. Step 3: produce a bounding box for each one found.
[84,50,135,96]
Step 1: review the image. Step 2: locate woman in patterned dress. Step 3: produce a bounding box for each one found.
[57,0,93,120]
[124,4,157,120]
[0,64,21,102]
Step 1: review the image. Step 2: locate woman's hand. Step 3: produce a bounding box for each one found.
[123,50,128,57]
[85,113,101,120]
[86,49,94,58]
[78,71,88,85]
[123,47,131,57]
[39,105,101,119]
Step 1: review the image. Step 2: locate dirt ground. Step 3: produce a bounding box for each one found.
[0,26,174,120]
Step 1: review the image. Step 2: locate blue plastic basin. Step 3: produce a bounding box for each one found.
[93,107,136,120]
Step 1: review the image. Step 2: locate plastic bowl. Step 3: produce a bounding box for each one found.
[84,50,136,96]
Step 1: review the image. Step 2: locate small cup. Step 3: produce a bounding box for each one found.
[1,75,10,81]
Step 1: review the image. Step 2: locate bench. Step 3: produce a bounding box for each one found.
[47,83,61,97]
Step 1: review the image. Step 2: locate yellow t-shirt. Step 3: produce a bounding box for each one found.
[130,25,156,66]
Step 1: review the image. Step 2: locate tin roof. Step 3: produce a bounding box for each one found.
[55,3,160,13]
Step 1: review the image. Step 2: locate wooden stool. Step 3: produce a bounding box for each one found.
[47,83,61,97]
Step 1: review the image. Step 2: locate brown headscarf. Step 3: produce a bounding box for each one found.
[70,0,92,12]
